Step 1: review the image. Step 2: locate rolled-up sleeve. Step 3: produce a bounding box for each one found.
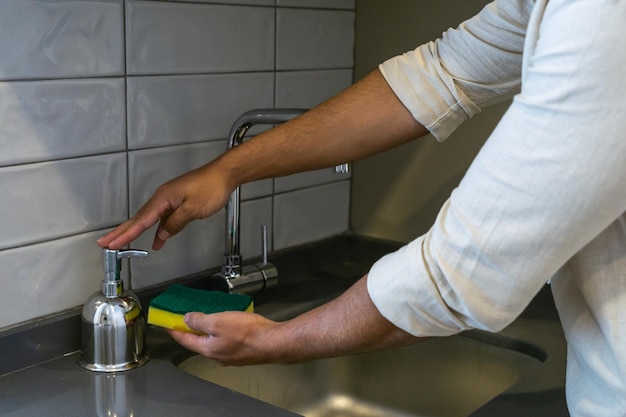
[369,0,626,336]
[379,0,529,141]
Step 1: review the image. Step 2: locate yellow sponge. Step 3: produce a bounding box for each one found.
[147,284,253,334]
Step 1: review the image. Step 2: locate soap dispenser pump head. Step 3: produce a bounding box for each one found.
[102,249,148,297]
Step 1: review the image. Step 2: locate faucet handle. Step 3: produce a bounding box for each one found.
[261,224,268,265]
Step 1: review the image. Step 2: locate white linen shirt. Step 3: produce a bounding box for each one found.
[368,0,626,415]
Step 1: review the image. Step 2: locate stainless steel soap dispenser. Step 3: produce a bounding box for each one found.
[79,248,149,372]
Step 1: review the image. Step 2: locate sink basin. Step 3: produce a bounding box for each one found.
[166,237,566,416]
[178,333,543,417]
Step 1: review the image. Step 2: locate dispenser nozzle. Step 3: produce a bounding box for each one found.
[102,249,148,297]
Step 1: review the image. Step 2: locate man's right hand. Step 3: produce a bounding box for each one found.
[97,162,233,250]
[97,70,426,251]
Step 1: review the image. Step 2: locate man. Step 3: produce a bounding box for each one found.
[98,0,626,414]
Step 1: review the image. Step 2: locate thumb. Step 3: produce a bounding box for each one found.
[184,312,214,335]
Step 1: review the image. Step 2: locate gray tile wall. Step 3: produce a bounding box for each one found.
[0,0,354,331]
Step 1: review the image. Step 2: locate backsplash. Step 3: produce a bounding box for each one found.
[0,0,354,331]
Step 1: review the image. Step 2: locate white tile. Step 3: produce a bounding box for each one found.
[128,142,227,214]
[0,79,125,166]
[0,230,115,330]
[240,197,273,260]
[128,215,225,289]
[275,69,353,109]
[274,181,350,250]
[0,0,123,80]
[275,168,350,193]
[127,73,274,149]
[126,1,274,75]
[0,154,127,250]
[241,179,274,200]
[277,8,355,70]
[277,0,355,9]
[0,0,362,333]
[128,142,231,288]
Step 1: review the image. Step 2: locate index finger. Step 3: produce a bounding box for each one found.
[97,201,169,249]
[98,217,158,250]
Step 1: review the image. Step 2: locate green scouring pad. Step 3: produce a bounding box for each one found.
[147,284,254,334]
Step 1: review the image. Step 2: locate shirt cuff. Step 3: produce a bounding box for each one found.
[366,235,471,337]
[379,42,481,142]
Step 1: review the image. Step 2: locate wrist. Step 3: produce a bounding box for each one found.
[207,152,241,191]
[255,321,297,364]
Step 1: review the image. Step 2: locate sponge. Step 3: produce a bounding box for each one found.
[147,284,253,334]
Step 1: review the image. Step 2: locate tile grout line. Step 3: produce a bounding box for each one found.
[271,1,278,252]
[123,0,137,290]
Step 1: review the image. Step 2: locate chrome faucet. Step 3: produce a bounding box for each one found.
[212,108,350,294]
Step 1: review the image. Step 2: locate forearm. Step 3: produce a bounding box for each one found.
[216,69,428,187]
[173,275,422,366]
[264,276,421,363]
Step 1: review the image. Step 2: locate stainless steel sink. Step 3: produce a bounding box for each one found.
[169,237,566,417]
[178,333,544,417]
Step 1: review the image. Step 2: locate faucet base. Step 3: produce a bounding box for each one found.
[212,262,278,295]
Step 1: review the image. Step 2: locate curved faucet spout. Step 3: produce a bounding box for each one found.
[223,109,307,279]
[215,108,350,295]
[227,108,308,150]
[213,109,310,294]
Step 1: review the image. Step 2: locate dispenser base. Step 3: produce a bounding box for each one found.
[78,353,150,373]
